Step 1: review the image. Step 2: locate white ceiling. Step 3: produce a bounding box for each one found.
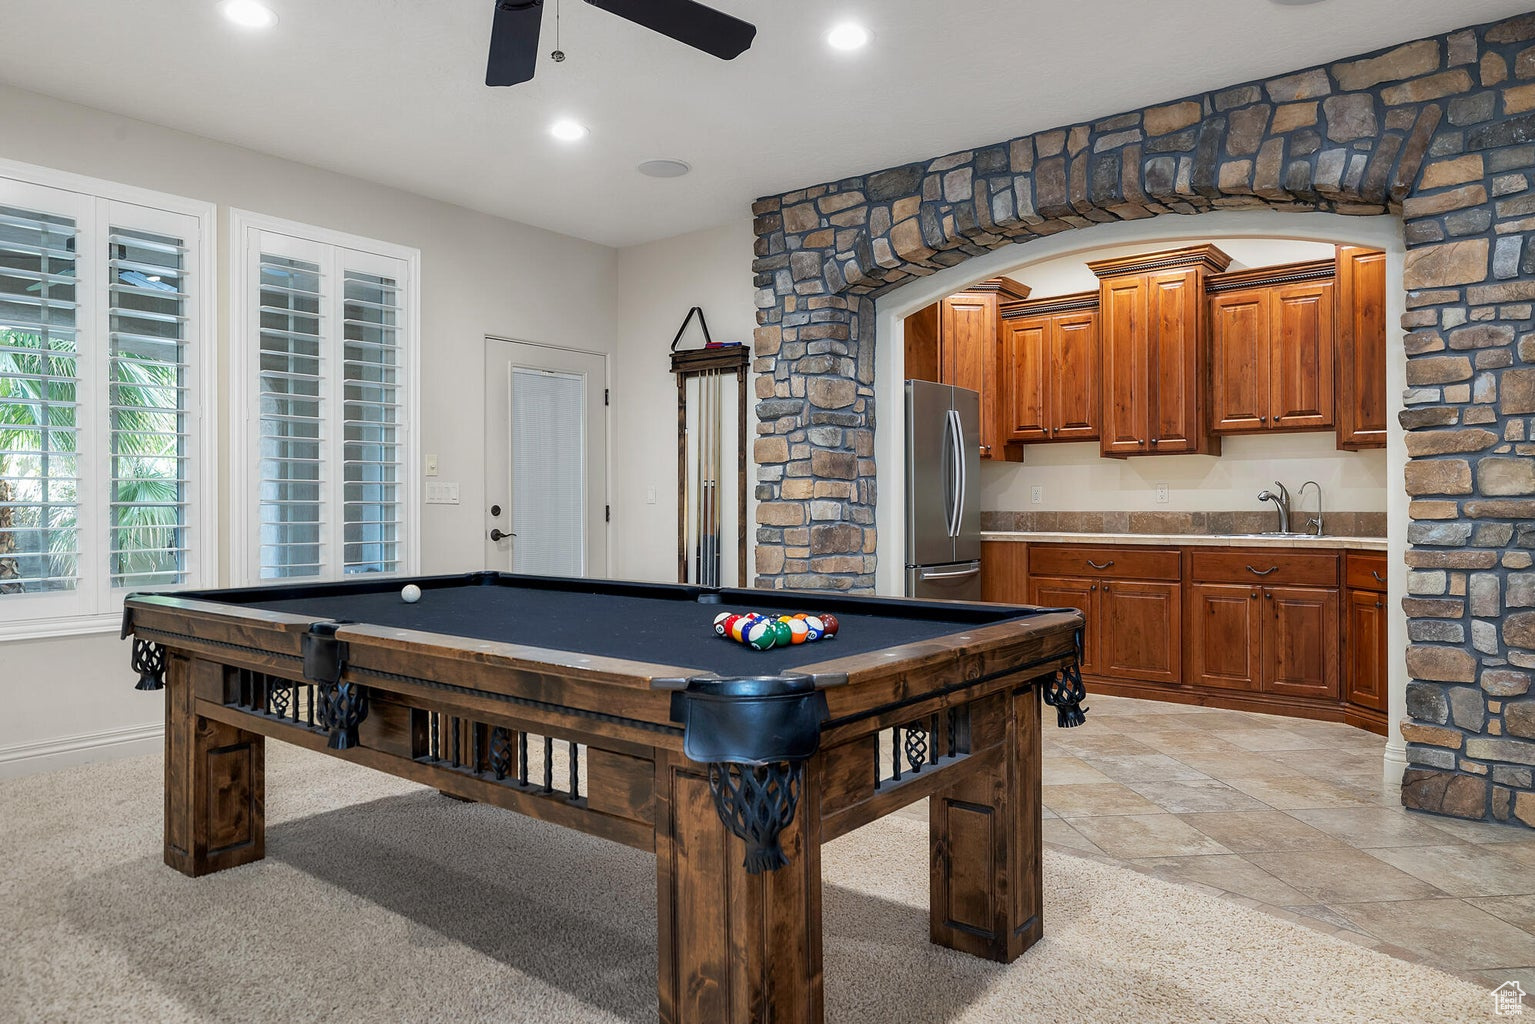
[2,0,1530,248]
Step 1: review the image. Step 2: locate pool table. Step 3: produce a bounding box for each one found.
[123,571,1084,1024]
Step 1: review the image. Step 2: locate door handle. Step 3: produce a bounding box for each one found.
[919,565,981,581]
[490,529,515,542]
[1247,565,1279,576]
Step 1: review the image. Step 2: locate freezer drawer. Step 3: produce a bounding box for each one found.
[905,560,983,602]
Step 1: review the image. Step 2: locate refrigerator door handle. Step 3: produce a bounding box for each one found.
[952,407,967,540]
[947,408,964,538]
[917,563,982,581]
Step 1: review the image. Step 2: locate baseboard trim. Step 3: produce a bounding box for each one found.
[0,722,163,779]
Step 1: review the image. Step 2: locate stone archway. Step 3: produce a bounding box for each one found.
[750,12,1535,827]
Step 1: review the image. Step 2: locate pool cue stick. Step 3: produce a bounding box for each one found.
[703,369,715,586]
[712,369,722,587]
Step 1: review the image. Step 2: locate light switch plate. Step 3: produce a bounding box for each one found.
[425,482,460,505]
[425,453,439,477]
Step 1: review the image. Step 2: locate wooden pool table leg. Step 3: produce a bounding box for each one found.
[163,655,266,877]
[654,751,824,1024]
[929,683,1044,961]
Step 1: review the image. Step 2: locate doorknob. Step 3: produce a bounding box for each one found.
[490,529,514,542]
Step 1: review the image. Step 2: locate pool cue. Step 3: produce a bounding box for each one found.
[711,369,722,587]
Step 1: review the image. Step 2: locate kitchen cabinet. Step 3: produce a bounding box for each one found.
[997,292,1099,443]
[1089,245,1229,458]
[1344,551,1389,717]
[904,278,1031,462]
[1026,545,1181,685]
[1185,549,1339,700]
[1207,260,1336,434]
[1335,246,1388,450]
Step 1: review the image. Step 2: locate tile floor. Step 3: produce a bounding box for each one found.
[1034,694,1535,989]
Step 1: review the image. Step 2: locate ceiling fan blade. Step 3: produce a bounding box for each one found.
[486,0,543,87]
[582,0,756,61]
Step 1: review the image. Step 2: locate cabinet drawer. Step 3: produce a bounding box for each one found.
[1028,545,1181,581]
[1346,552,1388,592]
[1189,549,1339,586]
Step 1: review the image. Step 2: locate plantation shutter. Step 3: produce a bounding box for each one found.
[246,224,411,583]
[107,227,191,588]
[0,204,81,595]
[256,253,325,579]
[341,269,401,574]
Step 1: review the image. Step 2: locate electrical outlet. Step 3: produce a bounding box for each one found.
[1031,485,1043,505]
[1155,482,1170,504]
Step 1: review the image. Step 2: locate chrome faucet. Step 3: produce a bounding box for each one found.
[1256,481,1291,534]
[1297,479,1323,537]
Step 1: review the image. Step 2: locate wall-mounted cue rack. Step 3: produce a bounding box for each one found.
[670,307,749,587]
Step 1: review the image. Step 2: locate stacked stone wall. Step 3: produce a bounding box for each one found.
[752,13,1535,825]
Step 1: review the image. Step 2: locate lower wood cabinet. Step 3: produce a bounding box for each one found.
[982,540,1384,733]
[1026,545,1181,686]
[1344,552,1389,718]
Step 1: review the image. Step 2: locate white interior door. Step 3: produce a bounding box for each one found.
[483,338,607,576]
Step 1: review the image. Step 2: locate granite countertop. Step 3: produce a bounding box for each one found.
[982,531,1388,551]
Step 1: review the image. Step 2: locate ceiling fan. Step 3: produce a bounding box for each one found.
[486,0,757,87]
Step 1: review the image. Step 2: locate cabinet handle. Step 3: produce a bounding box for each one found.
[1371,570,1385,583]
[1376,601,1383,608]
[1246,565,1279,576]
[1150,438,1159,447]
[1250,592,1257,599]
[1260,416,1267,423]
[981,444,992,455]
[1090,584,1097,591]
[1087,559,1115,570]
[1265,591,1273,599]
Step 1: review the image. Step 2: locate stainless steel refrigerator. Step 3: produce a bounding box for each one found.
[904,380,982,600]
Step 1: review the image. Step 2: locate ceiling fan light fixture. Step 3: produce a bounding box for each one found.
[826,22,871,51]
[221,0,278,29]
[549,119,589,141]
[638,159,692,178]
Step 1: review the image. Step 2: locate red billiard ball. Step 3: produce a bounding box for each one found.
[820,613,839,637]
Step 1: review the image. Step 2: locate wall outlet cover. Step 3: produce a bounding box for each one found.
[1031,485,1043,505]
[1155,483,1170,504]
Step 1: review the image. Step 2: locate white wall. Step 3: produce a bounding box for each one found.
[611,221,758,583]
[0,85,619,775]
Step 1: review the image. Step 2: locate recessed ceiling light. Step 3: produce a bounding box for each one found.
[638,159,692,178]
[826,22,871,51]
[221,0,277,29]
[549,119,589,142]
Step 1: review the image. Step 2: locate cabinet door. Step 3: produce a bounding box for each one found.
[1335,246,1387,449]
[1209,289,1269,433]
[1263,586,1340,699]
[1269,280,1335,430]
[1345,587,1388,712]
[1185,583,1263,691]
[1099,276,1148,456]
[942,293,1000,459]
[1099,580,1181,685]
[999,317,1050,442]
[1051,312,1099,440]
[1027,575,1099,678]
[1147,269,1202,453]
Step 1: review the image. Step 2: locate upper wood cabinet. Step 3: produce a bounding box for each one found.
[1089,245,1230,458]
[1335,246,1388,450]
[904,277,1031,462]
[997,292,1099,444]
[1207,260,1336,434]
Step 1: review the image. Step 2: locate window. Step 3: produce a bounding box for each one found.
[0,164,213,637]
[231,211,419,584]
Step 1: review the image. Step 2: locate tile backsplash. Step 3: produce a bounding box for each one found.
[980,509,1386,537]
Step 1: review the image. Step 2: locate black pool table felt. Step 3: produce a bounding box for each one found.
[248,583,1040,680]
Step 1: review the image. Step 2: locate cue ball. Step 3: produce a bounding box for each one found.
[401,584,422,604]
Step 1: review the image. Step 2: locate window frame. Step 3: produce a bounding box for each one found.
[0,158,216,641]
[228,209,421,587]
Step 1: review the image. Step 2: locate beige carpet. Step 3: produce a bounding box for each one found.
[0,744,1491,1024]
